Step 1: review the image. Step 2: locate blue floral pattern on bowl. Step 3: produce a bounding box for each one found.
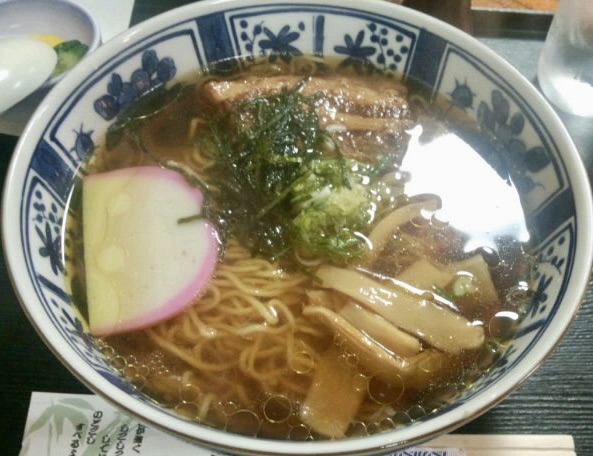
[94,50,177,121]
[227,7,416,77]
[10,1,585,451]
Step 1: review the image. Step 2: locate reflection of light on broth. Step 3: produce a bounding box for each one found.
[401,125,531,253]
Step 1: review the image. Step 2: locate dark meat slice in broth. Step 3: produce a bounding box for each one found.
[328,128,409,164]
[202,75,416,162]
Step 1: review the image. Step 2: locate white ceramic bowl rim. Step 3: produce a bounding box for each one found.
[3,0,593,454]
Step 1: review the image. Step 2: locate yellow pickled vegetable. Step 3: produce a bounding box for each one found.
[31,34,65,47]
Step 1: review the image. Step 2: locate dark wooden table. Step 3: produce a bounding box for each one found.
[1,3,592,455]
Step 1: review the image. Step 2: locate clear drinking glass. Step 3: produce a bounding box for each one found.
[538,0,593,117]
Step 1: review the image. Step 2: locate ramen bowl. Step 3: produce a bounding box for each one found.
[3,0,592,454]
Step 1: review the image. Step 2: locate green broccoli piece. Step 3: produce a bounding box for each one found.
[51,40,89,77]
[290,159,377,265]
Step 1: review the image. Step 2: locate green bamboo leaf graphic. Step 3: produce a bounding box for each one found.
[59,398,96,410]
[47,422,54,455]
[53,413,65,437]
[50,405,88,437]
[61,406,89,428]
[25,403,89,445]
[25,408,54,436]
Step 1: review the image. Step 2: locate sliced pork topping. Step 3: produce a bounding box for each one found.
[202,74,415,161]
[203,74,410,118]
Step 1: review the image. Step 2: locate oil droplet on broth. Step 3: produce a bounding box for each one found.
[131,376,147,389]
[378,417,396,432]
[288,423,312,441]
[287,410,304,427]
[123,364,137,379]
[179,383,202,402]
[368,374,405,404]
[352,373,368,392]
[263,395,292,423]
[221,401,238,416]
[226,409,261,436]
[406,404,427,421]
[99,343,115,359]
[489,310,520,342]
[290,351,315,374]
[391,410,412,426]
[111,355,126,370]
[347,421,368,437]
[136,363,150,377]
[174,401,199,420]
[366,417,396,436]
